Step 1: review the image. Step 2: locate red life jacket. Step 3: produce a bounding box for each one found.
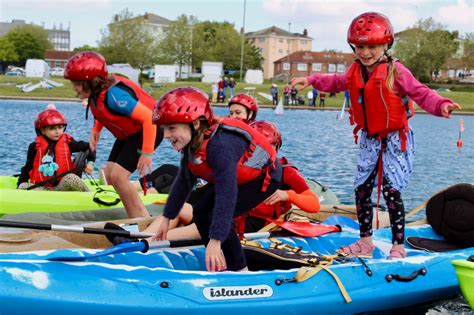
[346,60,414,151]
[187,117,277,191]
[29,134,74,186]
[234,157,294,235]
[90,75,156,140]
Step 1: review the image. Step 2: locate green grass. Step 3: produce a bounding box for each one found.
[1,75,473,111]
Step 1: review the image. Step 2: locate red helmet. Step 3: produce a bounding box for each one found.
[250,120,282,150]
[64,51,108,81]
[35,109,67,130]
[229,94,259,120]
[347,12,394,48]
[153,87,213,125]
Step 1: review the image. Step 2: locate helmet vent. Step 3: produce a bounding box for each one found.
[366,28,371,31]
[177,106,182,113]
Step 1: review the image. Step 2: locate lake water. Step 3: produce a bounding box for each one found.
[1,99,473,222]
[0,99,473,312]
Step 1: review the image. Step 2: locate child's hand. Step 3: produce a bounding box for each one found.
[89,131,100,151]
[264,189,289,205]
[290,77,309,91]
[84,163,94,175]
[441,102,462,118]
[152,217,170,241]
[137,155,152,177]
[206,239,227,272]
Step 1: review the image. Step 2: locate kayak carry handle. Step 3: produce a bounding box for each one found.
[385,267,427,283]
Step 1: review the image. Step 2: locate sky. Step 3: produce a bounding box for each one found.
[1,0,473,53]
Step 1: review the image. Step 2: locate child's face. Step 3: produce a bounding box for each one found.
[41,125,65,141]
[354,44,385,68]
[70,81,91,100]
[229,104,249,120]
[162,123,193,151]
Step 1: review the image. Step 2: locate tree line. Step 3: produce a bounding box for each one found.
[1,10,472,83]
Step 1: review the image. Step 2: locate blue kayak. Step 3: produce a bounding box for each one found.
[0,222,472,314]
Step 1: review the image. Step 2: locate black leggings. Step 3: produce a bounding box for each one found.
[355,167,405,245]
[192,172,281,271]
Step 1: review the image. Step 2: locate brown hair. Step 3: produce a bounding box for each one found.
[188,117,221,155]
[76,75,116,97]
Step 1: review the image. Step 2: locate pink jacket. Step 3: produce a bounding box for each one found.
[306,61,453,117]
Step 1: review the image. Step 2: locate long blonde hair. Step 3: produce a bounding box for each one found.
[385,53,399,93]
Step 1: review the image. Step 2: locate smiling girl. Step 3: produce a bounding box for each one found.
[290,12,461,259]
[151,87,281,272]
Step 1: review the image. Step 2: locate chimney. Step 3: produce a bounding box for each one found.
[271,26,276,33]
[303,29,308,37]
[114,14,119,22]
[144,12,149,20]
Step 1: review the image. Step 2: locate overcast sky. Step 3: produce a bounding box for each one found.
[1,0,472,52]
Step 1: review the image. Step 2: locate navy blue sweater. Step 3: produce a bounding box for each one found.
[163,129,250,241]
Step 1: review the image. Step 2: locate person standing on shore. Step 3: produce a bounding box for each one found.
[64,51,163,218]
[291,12,461,259]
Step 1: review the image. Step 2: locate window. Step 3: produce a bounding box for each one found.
[337,64,346,73]
[297,63,307,71]
[55,61,61,67]
[279,39,283,43]
[283,63,290,70]
[312,63,322,71]
[328,64,336,73]
[300,40,307,45]
[259,48,264,53]
[279,49,283,53]
[259,38,265,42]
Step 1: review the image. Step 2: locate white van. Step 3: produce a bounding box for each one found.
[25,59,49,78]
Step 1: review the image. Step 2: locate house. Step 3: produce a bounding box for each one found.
[112,12,172,41]
[273,50,355,78]
[44,50,76,69]
[245,26,312,79]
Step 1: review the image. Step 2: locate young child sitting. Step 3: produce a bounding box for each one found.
[17,104,96,191]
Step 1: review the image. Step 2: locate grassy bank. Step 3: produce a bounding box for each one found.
[1,75,473,112]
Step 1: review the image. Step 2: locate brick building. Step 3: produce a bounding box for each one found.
[273,50,355,78]
[44,50,76,69]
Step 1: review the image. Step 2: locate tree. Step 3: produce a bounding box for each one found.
[6,24,52,65]
[157,14,197,78]
[461,33,474,70]
[73,45,99,52]
[98,9,158,70]
[393,18,458,82]
[192,21,263,72]
[0,37,19,63]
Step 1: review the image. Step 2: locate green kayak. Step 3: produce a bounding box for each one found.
[0,176,166,216]
[452,257,474,309]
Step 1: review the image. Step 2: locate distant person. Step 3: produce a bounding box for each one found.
[283,84,290,105]
[291,12,461,259]
[217,88,225,103]
[18,104,95,191]
[344,90,350,106]
[270,83,278,105]
[229,78,236,98]
[312,88,318,106]
[319,92,326,107]
[223,77,229,98]
[307,89,314,106]
[290,86,297,105]
[211,82,218,103]
[218,79,224,90]
[64,51,163,218]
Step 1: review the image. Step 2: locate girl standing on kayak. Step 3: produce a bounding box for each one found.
[64,51,163,218]
[291,12,461,259]
[18,104,95,191]
[151,87,281,272]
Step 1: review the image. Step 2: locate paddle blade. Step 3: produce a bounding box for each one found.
[271,221,341,237]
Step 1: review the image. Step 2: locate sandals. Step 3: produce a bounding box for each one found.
[389,248,407,260]
[337,240,375,258]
